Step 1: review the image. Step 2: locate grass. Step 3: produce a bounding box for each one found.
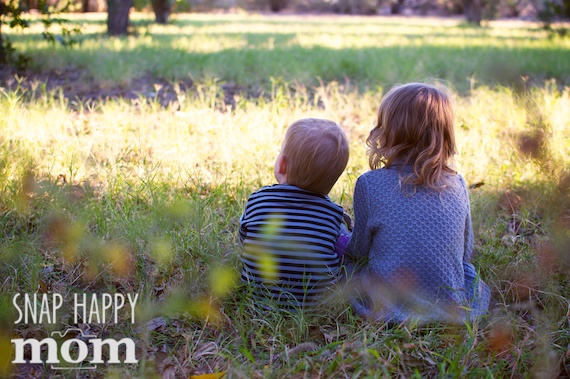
[7,13,570,91]
[1,13,569,378]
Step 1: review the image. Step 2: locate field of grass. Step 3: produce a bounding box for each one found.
[1,13,569,378]
[8,13,570,92]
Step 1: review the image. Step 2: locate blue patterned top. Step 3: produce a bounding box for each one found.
[346,166,490,323]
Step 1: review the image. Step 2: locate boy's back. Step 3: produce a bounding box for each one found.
[239,184,343,309]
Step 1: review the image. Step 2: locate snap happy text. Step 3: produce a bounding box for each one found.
[13,293,139,325]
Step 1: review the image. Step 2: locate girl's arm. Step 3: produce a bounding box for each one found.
[461,177,475,263]
[463,209,478,288]
[346,176,372,264]
[461,176,477,286]
[463,208,491,315]
[461,176,490,315]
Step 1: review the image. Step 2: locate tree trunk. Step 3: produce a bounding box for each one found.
[107,0,133,36]
[464,0,482,25]
[151,0,170,24]
[0,2,5,65]
[390,0,405,14]
[23,0,38,11]
[268,0,287,12]
[0,29,5,66]
[82,0,90,12]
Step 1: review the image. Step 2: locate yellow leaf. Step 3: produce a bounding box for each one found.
[150,237,173,266]
[209,265,237,297]
[190,297,222,325]
[189,372,226,379]
[0,334,13,377]
[259,253,278,281]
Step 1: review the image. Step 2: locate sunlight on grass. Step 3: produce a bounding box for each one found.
[7,13,570,90]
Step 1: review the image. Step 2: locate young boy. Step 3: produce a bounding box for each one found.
[239,118,350,309]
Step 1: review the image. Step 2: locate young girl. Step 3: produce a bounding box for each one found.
[346,82,490,323]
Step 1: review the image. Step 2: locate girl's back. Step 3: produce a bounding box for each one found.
[350,167,471,307]
[346,82,490,323]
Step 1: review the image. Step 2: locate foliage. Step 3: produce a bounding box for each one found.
[39,0,82,48]
[0,0,81,69]
[0,0,29,67]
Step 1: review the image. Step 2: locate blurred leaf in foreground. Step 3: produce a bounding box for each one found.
[209,265,237,298]
[150,236,173,266]
[190,296,222,326]
[0,332,12,377]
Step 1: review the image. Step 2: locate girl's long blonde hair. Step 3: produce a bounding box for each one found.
[367,82,457,191]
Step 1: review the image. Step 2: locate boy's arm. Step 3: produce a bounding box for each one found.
[238,213,247,247]
[238,199,251,247]
[346,177,372,264]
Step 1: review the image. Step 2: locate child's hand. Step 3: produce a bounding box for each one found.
[334,224,351,258]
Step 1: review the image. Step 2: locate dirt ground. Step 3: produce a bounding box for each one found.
[0,66,204,106]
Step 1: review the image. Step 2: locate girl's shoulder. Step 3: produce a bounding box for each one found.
[356,169,468,194]
[449,173,468,192]
[356,167,413,185]
[358,168,399,180]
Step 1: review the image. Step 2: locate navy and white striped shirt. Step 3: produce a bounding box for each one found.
[239,184,344,308]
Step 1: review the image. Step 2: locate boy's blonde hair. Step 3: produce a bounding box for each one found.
[367,82,457,191]
[282,118,349,195]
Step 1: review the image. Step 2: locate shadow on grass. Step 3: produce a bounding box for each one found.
[5,26,570,95]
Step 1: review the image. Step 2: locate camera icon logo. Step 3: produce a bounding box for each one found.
[51,328,97,340]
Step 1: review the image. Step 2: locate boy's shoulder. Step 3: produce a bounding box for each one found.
[251,183,305,196]
[248,184,342,210]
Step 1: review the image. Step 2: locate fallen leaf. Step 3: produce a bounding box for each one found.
[142,317,167,332]
[487,322,513,354]
[189,372,226,379]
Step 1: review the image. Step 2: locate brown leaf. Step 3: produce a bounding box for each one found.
[162,366,177,379]
[487,323,513,354]
[37,279,49,294]
[143,317,167,332]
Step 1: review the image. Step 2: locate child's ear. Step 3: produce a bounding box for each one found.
[277,155,287,174]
